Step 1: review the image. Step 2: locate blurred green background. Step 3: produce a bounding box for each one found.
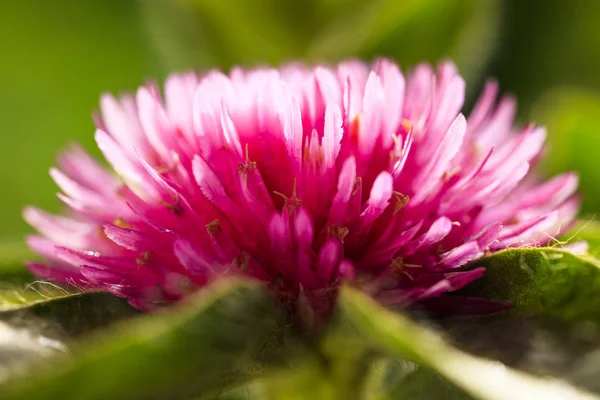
[2,0,600,243]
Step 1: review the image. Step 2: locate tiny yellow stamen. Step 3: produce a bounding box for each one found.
[392,191,409,215]
[390,257,405,277]
[156,153,181,174]
[238,144,257,174]
[159,192,183,215]
[351,115,361,141]
[352,177,362,196]
[136,251,152,268]
[328,224,350,243]
[401,119,412,132]
[389,133,403,162]
[178,276,195,293]
[506,216,520,225]
[232,252,250,270]
[273,179,302,212]
[113,217,132,229]
[206,219,222,236]
[441,167,461,181]
[304,146,325,165]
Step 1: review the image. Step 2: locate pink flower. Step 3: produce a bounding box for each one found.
[24,59,578,315]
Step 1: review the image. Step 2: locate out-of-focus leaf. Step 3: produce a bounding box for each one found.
[0,289,140,338]
[440,315,600,395]
[185,0,305,65]
[568,348,600,394]
[367,316,600,397]
[378,366,471,400]
[259,338,374,400]
[204,382,266,399]
[308,0,501,79]
[138,0,218,70]
[385,369,469,399]
[140,0,306,69]
[260,357,348,400]
[493,0,600,113]
[459,248,600,322]
[307,0,430,58]
[1,279,289,400]
[532,88,600,213]
[140,0,501,84]
[0,290,137,387]
[338,286,599,400]
[428,241,600,395]
[0,283,79,313]
[0,321,67,385]
[360,356,469,400]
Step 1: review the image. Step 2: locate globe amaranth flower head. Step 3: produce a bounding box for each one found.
[24,59,579,316]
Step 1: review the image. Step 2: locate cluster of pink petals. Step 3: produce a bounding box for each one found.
[24,59,579,314]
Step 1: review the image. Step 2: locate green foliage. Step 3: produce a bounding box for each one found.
[259,328,376,400]
[0,290,140,338]
[1,247,600,398]
[0,283,79,313]
[0,290,140,386]
[0,280,289,400]
[439,314,600,395]
[2,1,600,399]
[367,359,471,400]
[336,285,600,400]
[460,248,600,321]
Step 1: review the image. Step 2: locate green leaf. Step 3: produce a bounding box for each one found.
[0,290,140,339]
[0,282,79,313]
[439,314,600,395]
[361,356,470,400]
[1,279,289,400]
[378,367,471,400]
[459,248,600,321]
[204,382,266,399]
[0,320,68,386]
[338,286,599,400]
[259,341,375,400]
[0,288,139,384]
[532,88,600,213]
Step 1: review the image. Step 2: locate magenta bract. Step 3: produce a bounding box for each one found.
[24,59,579,314]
